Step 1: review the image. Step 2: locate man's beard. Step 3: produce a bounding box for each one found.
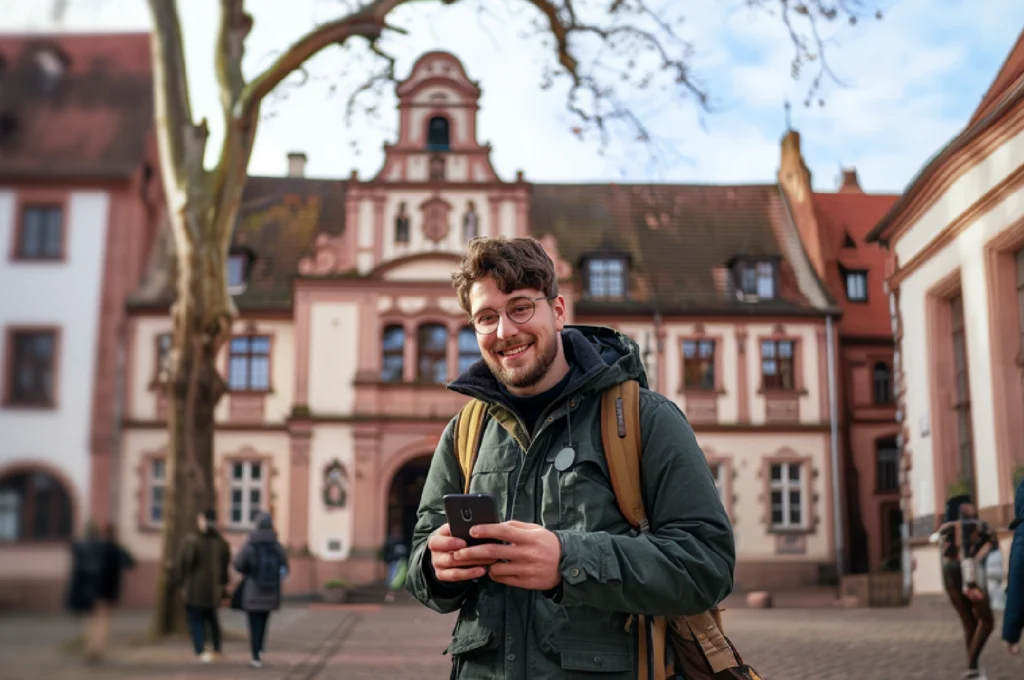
[485,332,559,390]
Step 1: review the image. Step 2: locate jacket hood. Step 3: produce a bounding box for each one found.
[446,324,650,406]
[248,512,278,543]
[1011,479,1024,530]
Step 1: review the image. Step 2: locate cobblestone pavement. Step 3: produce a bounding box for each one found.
[2,604,1023,679]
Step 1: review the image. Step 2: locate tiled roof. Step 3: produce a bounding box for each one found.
[0,33,153,180]
[530,183,833,316]
[131,178,832,317]
[129,176,347,310]
[812,191,899,337]
[970,28,1024,126]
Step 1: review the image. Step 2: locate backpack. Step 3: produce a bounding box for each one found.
[253,543,282,590]
[453,379,763,680]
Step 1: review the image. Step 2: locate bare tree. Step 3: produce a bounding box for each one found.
[146,0,879,635]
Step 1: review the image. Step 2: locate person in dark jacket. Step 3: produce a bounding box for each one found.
[1002,478,1024,655]
[82,523,135,661]
[232,512,289,668]
[382,526,409,602]
[175,509,230,663]
[406,236,735,679]
[66,522,103,661]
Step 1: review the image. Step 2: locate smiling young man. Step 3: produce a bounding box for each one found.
[406,236,735,679]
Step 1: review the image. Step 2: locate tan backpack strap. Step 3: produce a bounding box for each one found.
[682,611,741,673]
[454,399,488,493]
[600,380,647,531]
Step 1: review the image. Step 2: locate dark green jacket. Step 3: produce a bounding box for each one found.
[175,528,230,609]
[407,326,735,679]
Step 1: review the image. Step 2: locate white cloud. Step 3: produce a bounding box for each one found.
[2,0,1022,193]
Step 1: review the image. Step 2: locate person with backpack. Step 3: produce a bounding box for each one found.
[406,236,740,680]
[1002,478,1024,656]
[232,512,289,669]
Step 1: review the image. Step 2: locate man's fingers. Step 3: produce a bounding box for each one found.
[434,551,495,569]
[434,566,486,582]
[454,542,518,563]
[470,521,526,542]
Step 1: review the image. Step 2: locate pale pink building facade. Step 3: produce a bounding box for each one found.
[113,52,860,605]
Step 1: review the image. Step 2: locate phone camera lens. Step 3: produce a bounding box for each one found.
[460,508,473,522]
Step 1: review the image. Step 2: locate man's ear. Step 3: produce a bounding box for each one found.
[553,295,567,330]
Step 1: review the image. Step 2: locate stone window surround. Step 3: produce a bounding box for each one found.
[760,450,818,536]
[756,326,806,395]
[677,326,726,395]
[2,325,61,410]
[10,188,69,263]
[377,315,478,384]
[0,460,78,545]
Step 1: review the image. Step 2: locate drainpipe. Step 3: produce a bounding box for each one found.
[886,279,913,601]
[826,314,845,581]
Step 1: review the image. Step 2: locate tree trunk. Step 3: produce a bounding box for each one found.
[151,207,233,636]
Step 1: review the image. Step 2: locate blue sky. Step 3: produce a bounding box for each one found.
[3,0,1022,193]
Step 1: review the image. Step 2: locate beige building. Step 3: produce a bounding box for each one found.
[867,30,1024,599]
[113,51,857,606]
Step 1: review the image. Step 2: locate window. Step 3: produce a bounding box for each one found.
[227,254,247,293]
[457,326,480,374]
[755,262,775,298]
[876,437,899,493]
[149,459,167,525]
[426,116,450,151]
[682,339,715,391]
[845,271,868,301]
[381,325,405,382]
[873,362,892,404]
[228,461,263,529]
[227,335,271,392]
[761,339,795,390]
[951,295,975,492]
[0,470,73,542]
[769,462,804,529]
[587,258,625,299]
[155,333,172,384]
[736,261,776,299]
[16,204,63,260]
[417,324,447,383]
[6,330,57,406]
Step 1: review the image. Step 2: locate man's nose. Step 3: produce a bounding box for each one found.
[495,313,516,339]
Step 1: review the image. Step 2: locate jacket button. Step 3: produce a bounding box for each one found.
[507,653,516,662]
[571,568,580,578]
[594,656,602,665]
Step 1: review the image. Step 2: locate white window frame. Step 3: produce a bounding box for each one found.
[755,262,775,298]
[228,461,264,530]
[149,459,167,526]
[587,258,625,299]
[769,462,806,530]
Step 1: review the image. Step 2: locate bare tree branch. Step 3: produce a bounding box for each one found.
[215,0,251,112]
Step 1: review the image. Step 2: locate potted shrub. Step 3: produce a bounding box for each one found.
[322,579,349,604]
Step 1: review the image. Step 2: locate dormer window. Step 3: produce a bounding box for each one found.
[735,260,776,299]
[426,116,450,151]
[227,251,250,294]
[845,270,868,302]
[586,257,626,300]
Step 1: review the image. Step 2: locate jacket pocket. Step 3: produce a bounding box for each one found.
[560,648,633,676]
[556,439,629,533]
[445,619,498,680]
[467,444,517,518]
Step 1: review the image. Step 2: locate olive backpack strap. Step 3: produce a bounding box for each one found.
[453,399,489,493]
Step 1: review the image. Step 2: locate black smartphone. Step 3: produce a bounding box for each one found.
[443,493,502,546]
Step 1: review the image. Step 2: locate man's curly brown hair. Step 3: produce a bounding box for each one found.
[451,236,558,314]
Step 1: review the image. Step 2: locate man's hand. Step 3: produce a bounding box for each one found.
[454,520,562,591]
[1007,642,1020,655]
[429,524,494,582]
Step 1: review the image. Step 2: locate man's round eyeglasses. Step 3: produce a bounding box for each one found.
[469,296,555,335]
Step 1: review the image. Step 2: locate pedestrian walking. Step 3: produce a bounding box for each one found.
[933,494,998,679]
[1002,478,1024,656]
[382,527,409,603]
[406,236,738,679]
[232,512,289,668]
[65,521,103,662]
[84,523,135,661]
[175,508,230,664]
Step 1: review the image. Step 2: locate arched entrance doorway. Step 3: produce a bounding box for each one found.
[386,455,432,550]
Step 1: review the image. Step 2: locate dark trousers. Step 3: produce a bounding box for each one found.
[185,606,222,655]
[247,611,270,660]
[943,562,995,671]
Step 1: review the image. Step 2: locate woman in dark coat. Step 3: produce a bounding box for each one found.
[233,513,289,668]
[1002,479,1024,655]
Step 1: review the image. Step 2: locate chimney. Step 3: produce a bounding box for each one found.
[287,152,307,178]
[838,167,862,193]
[777,128,827,281]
